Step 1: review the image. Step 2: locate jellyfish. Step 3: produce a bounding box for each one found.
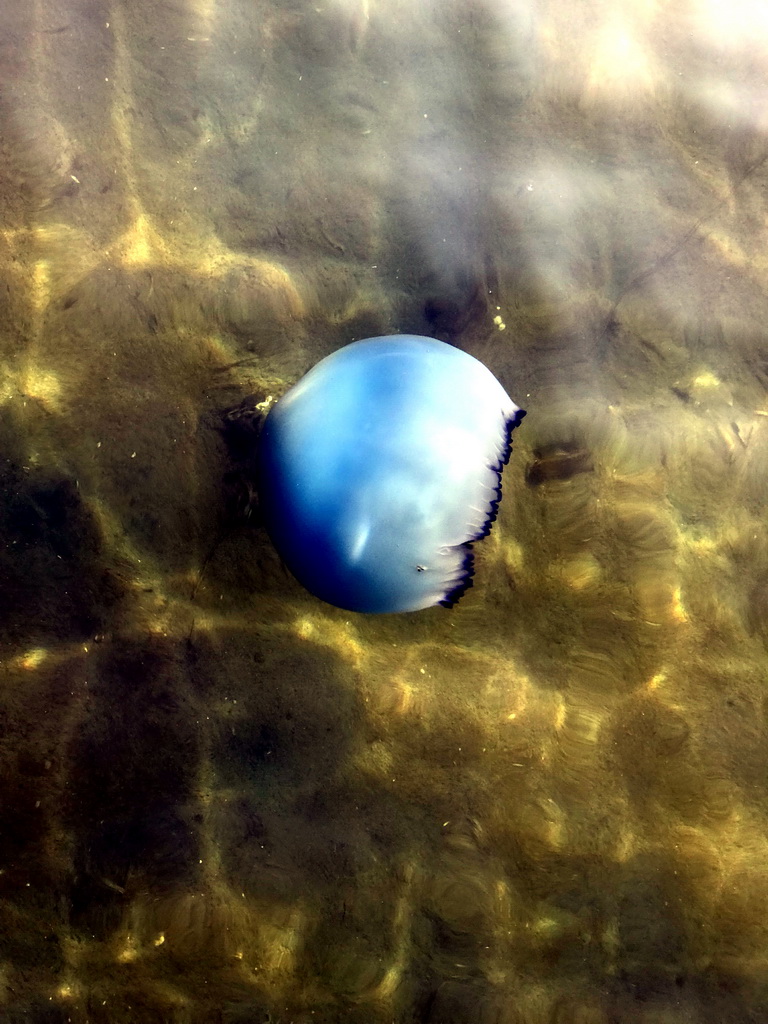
[257,335,525,613]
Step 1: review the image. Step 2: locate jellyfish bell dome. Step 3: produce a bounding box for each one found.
[257,334,525,613]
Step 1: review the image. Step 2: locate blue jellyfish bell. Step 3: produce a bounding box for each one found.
[257,335,525,613]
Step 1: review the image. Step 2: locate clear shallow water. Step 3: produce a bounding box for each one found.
[2,0,768,1021]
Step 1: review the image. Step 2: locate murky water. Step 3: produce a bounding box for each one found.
[2,0,768,1021]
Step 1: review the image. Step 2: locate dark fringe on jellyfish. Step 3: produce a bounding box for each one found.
[440,548,478,607]
[439,406,526,608]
